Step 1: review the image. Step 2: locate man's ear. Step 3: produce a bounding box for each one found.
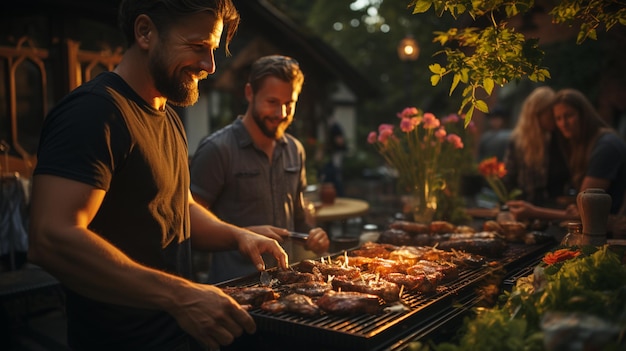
[134,14,154,49]
[244,83,253,102]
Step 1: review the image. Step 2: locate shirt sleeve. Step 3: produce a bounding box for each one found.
[189,138,226,206]
[34,93,130,191]
[586,133,625,181]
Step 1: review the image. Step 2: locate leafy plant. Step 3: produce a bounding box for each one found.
[408,0,626,126]
[432,245,626,351]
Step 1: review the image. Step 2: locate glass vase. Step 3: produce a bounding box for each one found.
[404,186,437,223]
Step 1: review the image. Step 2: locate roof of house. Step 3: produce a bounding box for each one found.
[4,0,377,98]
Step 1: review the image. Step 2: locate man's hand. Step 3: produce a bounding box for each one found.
[506,200,536,221]
[246,225,289,242]
[304,227,330,254]
[168,282,255,350]
[236,230,288,271]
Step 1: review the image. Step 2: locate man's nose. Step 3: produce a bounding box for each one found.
[199,52,216,75]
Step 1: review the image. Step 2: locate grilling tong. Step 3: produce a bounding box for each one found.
[288,231,309,241]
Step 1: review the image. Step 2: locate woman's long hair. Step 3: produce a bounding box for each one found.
[552,88,610,189]
[510,86,556,172]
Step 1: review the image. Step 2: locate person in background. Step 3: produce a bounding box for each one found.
[189,55,329,284]
[320,114,348,196]
[27,1,288,350]
[502,86,571,207]
[508,88,626,221]
[477,106,512,161]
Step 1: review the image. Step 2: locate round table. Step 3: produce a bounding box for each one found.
[315,197,370,222]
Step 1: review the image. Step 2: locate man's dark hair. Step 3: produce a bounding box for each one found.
[118,0,239,55]
[248,55,305,94]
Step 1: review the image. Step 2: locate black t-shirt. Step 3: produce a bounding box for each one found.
[34,72,196,350]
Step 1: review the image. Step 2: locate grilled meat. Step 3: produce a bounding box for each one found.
[222,286,278,307]
[298,259,361,279]
[379,228,413,246]
[275,269,323,284]
[383,272,437,294]
[390,220,429,234]
[349,242,396,258]
[429,220,456,234]
[283,281,332,297]
[331,275,400,302]
[436,238,508,257]
[411,260,459,282]
[260,293,321,317]
[316,291,381,315]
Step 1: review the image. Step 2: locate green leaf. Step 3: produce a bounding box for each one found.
[483,78,495,95]
[508,189,523,200]
[474,99,488,113]
[412,0,432,14]
[431,74,441,86]
[464,106,474,127]
[450,73,461,95]
[429,63,443,74]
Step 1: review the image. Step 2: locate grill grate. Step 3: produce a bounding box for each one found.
[219,241,555,351]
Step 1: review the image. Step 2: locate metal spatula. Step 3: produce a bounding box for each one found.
[260,270,271,286]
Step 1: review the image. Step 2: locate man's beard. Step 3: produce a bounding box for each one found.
[149,48,202,107]
[251,108,287,139]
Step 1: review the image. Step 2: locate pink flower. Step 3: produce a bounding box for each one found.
[435,127,447,141]
[378,128,394,143]
[400,118,414,132]
[441,114,460,124]
[422,113,440,129]
[446,134,464,149]
[379,124,394,133]
[397,107,419,119]
[400,117,421,133]
[367,131,377,144]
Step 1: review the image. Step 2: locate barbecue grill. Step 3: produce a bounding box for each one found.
[219,241,555,351]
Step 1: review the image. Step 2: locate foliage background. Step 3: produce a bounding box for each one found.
[268,0,626,182]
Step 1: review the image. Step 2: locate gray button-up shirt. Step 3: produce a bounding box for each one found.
[190,117,313,283]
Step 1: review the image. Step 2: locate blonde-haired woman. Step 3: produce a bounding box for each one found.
[503,86,570,206]
[508,88,626,220]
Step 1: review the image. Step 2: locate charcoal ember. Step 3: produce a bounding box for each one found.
[283,281,332,297]
[379,228,412,246]
[222,286,278,307]
[316,291,381,315]
[331,275,400,302]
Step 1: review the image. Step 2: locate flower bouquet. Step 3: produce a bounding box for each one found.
[367,107,468,223]
[477,156,521,204]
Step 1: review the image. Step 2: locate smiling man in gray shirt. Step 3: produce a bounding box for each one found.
[190,55,329,283]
